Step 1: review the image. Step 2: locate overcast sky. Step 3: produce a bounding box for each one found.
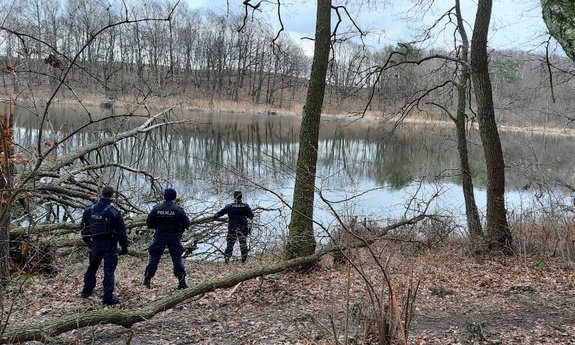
[186,0,551,55]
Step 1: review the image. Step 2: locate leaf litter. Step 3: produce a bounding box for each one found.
[3,242,575,344]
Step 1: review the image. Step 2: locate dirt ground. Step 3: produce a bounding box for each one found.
[3,242,575,345]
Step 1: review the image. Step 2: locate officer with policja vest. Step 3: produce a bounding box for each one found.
[80,186,129,306]
[143,188,191,289]
[214,190,255,264]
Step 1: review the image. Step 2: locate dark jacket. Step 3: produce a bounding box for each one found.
[147,201,190,234]
[214,201,254,231]
[80,198,128,248]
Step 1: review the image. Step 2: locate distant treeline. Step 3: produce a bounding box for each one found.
[1,0,574,127]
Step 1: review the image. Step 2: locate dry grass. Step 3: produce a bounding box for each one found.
[511,221,575,263]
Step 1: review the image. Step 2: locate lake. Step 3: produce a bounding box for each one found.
[9,104,575,257]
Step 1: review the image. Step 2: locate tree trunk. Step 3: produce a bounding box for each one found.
[455,0,483,238]
[285,0,331,259]
[0,103,14,287]
[470,0,512,250]
[541,0,575,62]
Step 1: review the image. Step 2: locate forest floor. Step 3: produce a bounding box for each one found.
[4,240,575,345]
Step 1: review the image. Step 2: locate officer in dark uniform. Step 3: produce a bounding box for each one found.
[143,188,191,289]
[80,186,129,306]
[214,191,254,264]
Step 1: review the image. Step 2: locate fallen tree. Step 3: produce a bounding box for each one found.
[0,215,427,344]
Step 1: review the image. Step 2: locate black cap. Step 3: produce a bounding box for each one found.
[233,191,242,200]
[164,188,177,201]
[102,186,115,198]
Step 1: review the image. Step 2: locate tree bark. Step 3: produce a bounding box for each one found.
[541,0,575,62]
[0,102,14,287]
[454,0,483,238]
[470,0,513,250]
[285,0,331,259]
[0,215,427,344]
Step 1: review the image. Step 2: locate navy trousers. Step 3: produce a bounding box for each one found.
[145,232,185,277]
[82,238,118,302]
[224,228,249,262]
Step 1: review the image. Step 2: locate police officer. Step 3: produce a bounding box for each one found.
[143,188,191,289]
[214,191,254,264]
[80,186,129,306]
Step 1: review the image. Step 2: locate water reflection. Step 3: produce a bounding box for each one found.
[9,104,575,250]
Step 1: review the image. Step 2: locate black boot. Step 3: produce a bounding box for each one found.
[103,296,121,306]
[143,270,152,289]
[177,273,188,290]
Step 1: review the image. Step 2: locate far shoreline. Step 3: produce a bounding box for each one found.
[6,96,575,138]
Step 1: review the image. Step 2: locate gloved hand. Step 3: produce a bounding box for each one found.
[82,237,92,248]
[118,247,128,256]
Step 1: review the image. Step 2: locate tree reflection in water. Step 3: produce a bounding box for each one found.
[12,106,575,260]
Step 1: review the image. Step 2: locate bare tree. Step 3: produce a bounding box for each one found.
[453,0,483,238]
[0,103,14,287]
[470,0,512,250]
[427,1,483,238]
[285,0,332,259]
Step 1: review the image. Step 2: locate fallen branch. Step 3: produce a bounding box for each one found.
[227,281,243,298]
[10,214,217,238]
